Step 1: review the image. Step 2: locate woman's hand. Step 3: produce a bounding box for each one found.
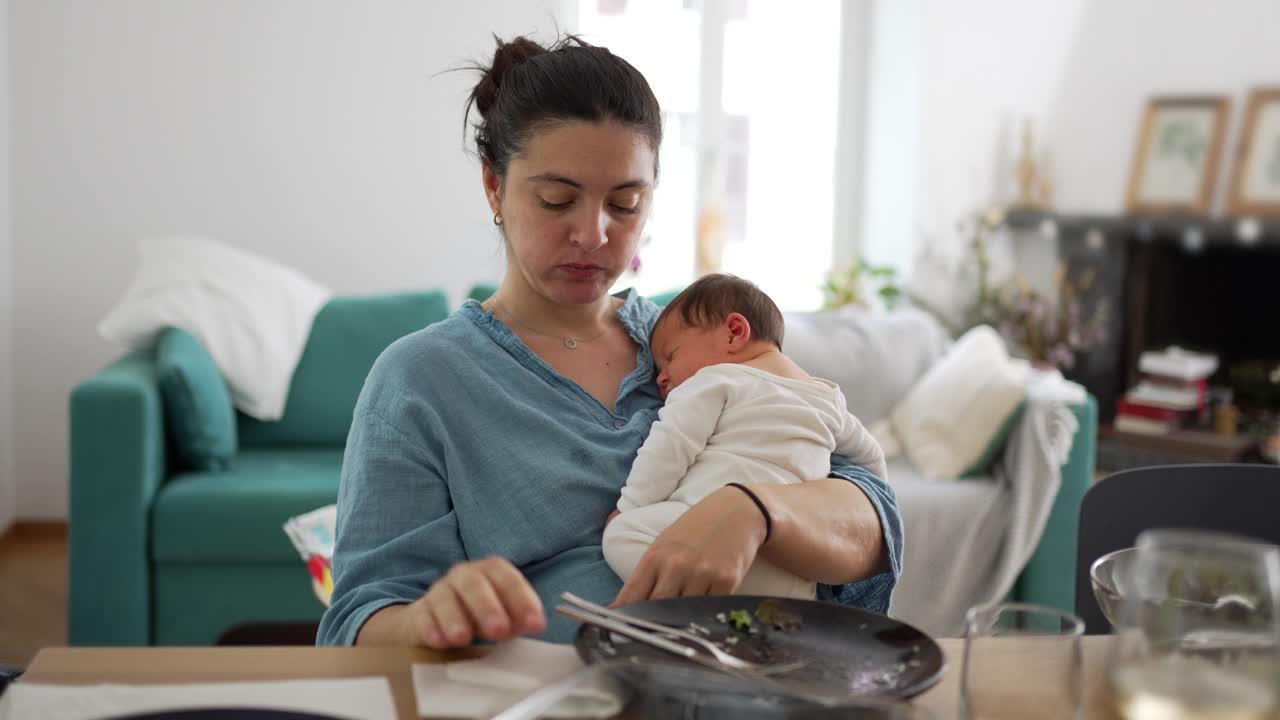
[402,556,546,649]
[611,486,767,607]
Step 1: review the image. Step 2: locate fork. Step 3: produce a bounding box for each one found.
[559,591,809,675]
[554,602,845,709]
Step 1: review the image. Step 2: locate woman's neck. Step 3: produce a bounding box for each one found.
[487,275,618,337]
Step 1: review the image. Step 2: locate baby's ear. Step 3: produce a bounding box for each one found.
[725,312,752,349]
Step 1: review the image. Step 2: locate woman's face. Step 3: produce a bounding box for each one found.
[484,120,656,306]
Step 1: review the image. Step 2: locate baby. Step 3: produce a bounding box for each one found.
[603,274,887,599]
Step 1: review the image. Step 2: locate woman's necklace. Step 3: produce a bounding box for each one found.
[492,300,612,350]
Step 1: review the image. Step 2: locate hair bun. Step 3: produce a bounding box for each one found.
[463,33,661,181]
[473,36,546,116]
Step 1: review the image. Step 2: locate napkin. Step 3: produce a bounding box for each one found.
[0,676,396,720]
[413,638,625,719]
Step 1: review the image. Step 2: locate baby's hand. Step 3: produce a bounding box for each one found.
[606,509,621,526]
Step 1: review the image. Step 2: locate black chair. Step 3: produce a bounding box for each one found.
[0,664,22,697]
[1076,463,1280,634]
[216,621,321,646]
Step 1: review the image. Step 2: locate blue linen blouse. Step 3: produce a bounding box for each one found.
[317,289,904,646]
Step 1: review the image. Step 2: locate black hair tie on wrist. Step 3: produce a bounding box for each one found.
[726,482,772,545]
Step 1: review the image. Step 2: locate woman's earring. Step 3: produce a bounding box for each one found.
[493,212,503,226]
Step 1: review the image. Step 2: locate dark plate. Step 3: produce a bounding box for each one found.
[573,595,946,701]
[606,660,934,719]
[103,711,343,720]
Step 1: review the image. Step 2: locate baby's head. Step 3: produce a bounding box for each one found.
[650,273,784,398]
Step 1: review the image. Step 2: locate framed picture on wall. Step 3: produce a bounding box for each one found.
[1228,87,1280,217]
[1126,96,1230,215]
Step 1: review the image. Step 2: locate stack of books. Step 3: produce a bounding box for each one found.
[1115,347,1218,435]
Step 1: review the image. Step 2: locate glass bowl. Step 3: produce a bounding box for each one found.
[1091,542,1270,630]
[1090,546,1137,629]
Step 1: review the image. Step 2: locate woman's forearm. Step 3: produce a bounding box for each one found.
[354,602,413,646]
[750,478,889,585]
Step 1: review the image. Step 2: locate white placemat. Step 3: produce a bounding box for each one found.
[413,638,623,719]
[0,676,396,720]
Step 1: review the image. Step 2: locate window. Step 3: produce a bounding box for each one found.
[580,0,844,310]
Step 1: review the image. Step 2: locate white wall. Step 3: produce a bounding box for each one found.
[904,0,1086,314]
[914,0,1087,247]
[830,0,869,275]
[1046,0,1280,215]
[905,0,1279,314]
[0,0,13,532]
[10,0,568,519]
[859,0,924,277]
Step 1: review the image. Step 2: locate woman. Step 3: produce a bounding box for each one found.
[317,35,903,648]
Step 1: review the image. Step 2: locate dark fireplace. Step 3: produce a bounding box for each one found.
[1010,211,1280,429]
[1133,242,1280,391]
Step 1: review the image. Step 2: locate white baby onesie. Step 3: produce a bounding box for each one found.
[603,363,887,599]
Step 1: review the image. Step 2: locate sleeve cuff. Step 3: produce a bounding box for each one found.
[824,463,904,613]
[320,596,408,647]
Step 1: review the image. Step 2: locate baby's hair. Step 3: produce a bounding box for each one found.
[655,274,785,349]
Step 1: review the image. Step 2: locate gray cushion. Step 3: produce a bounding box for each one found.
[783,306,951,424]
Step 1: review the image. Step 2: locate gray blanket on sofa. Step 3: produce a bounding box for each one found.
[783,307,1084,637]
[886,371,1084,636]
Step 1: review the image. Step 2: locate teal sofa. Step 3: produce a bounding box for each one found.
[69,290,450,645]
[1013,397,1095,610]
[69,285,1095,645]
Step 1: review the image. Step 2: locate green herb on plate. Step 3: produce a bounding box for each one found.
[727,609,753,632]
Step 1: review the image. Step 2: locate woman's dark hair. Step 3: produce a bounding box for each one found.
[465,35,663,180]
[656,274,785,350]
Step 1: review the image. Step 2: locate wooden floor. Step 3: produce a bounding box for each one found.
[0,524,68,667]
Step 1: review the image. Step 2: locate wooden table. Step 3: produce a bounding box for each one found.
[22,637,1113,719]
[1098,424,1258,468]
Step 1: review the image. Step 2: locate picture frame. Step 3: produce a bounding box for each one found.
[1126,96,1230,215]
[1228,87,1280,217]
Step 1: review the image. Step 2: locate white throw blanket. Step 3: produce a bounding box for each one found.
[888,370,1085,636]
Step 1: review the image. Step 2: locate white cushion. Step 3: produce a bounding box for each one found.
[868,418,902,461]
[98,236,332,420]
[891,325,1028,479]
